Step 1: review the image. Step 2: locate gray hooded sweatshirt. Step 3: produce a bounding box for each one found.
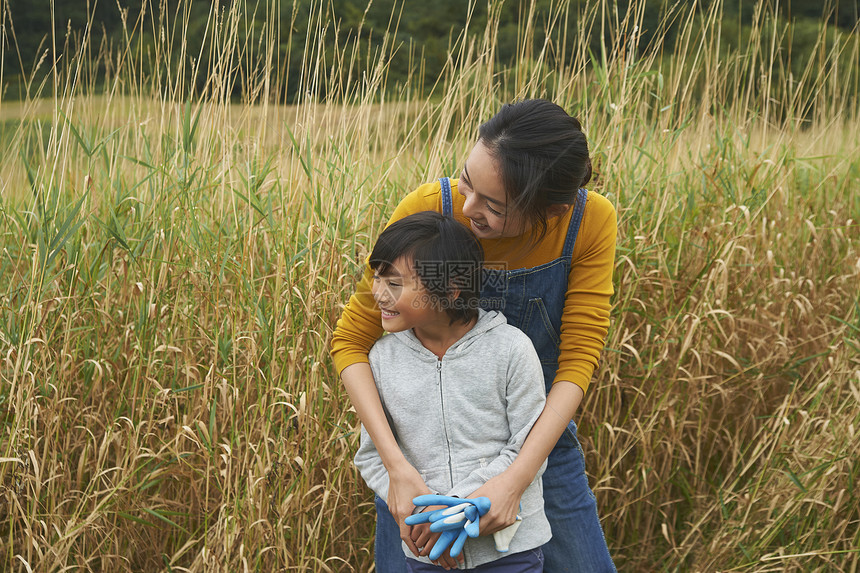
[355,309,552,568]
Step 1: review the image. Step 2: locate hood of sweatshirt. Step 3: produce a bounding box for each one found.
[388,309,507,360]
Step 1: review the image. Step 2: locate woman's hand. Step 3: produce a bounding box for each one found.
[468,382,585,534]
[387,463,433,555]
[468,472,528,535]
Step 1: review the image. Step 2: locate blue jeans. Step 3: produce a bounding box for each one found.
[540,424,617,573]
[374,423,616,573]
[375,494,408,570]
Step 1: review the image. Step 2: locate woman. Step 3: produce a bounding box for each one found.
[332,99,617,572]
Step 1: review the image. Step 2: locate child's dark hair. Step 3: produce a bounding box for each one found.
[478,98,592,241]
[369,211,483,324]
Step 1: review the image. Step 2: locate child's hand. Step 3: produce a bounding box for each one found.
[429,542,463,570]
[412,521,462,570]
[409,507,443,553]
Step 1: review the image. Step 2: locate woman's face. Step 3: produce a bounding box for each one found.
[458,141,526,239]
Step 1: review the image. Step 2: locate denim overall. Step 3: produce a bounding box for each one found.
[374,178,616,572]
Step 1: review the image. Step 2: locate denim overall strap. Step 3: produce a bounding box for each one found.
[480,190,589,398]
[439,177,453,217]
[562,188,589,260]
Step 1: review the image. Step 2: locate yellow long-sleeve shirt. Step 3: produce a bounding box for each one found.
[331,179,617,394]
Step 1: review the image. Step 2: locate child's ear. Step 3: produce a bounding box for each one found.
[445,281,465,309]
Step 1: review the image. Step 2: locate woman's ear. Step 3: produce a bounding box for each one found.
[546,204,571,220]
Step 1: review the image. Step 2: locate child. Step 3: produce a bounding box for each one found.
[354,211,551,571]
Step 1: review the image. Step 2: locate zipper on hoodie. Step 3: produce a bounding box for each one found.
[437,358,454,487]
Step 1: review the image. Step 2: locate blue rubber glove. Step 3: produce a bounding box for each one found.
[405,495,492,558]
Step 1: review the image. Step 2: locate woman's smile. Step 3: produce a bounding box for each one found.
[470,219,490,233]
[458,141,526,239]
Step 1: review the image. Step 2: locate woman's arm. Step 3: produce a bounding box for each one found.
[333,256,428,554]
[334,278,432,548]
[470,196,615,530]
[341,362,432,555]
[556,192,617,393]
[468,380,583,533]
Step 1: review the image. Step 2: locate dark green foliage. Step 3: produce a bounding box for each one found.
[3,1,858,102]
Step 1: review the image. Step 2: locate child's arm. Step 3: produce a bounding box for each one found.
[353,349,427,506]
[445,335,546,499]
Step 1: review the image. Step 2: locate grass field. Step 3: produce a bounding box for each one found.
[1,1,858,571]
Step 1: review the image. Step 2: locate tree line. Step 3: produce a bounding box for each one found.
[2,0,858,103]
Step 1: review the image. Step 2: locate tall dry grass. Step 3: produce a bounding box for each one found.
[0,0,858,571]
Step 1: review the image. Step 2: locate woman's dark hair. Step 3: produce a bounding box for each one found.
[478,98,592,241]
[369,211,483,325]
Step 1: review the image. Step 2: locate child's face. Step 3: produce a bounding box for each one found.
[371,256,449,334]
